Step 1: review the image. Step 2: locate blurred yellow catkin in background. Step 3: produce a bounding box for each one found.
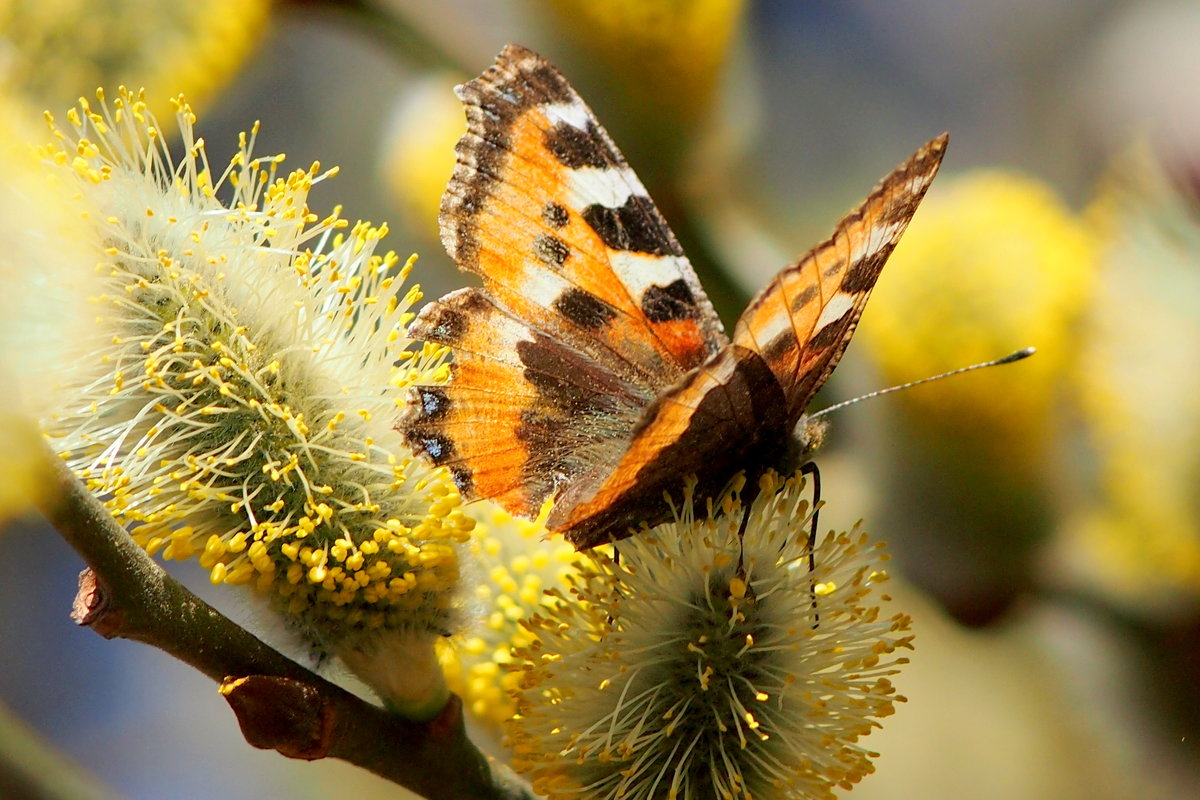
[859,171,1099,623]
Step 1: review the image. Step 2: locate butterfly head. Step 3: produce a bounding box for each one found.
[797,416,829,460]
[775,415,828,478]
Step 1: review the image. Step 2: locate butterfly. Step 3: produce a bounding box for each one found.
[401,44,946,549]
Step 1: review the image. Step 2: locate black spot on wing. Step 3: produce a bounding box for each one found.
[465,46,574,120]
[808,309,854,352]
[407,431,456,465]
[554,288,618,330]
[411,304,468,345]
[581,195,683,256]
[533,233,570,268]
[416,387,451,420]
[761,331,795,366]
[790,284,819,312]
[542,201,569,228]
[448,465,473,495]
[410,288,497,346]
[641,279,698,323]
[517,53,575,106]
[822,258,845,280]
[840,247,891,294]
[544,121,617,170]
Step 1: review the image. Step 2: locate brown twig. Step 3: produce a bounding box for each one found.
[35,450,534,800]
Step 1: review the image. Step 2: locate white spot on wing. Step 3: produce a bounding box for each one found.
[814,292,856,332]
[541,101,592,130]
[753,307,795,348]
[565,166,646,210]
[609,252,687,295]
[496,319,539,352]
[520,261,572,305]
[859,218,907,264]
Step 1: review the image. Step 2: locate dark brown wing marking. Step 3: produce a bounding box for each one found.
[549,346,792,548]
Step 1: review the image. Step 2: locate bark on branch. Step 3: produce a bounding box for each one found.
[36,451,532,800]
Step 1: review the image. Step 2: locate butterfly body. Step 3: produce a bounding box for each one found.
[402,45,946,549]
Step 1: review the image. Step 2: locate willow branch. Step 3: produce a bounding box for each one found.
[0,700,123,800]
[34,450,533,800]
[280,0,468,73]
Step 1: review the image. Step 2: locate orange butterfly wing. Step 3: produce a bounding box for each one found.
[404,45,727,518]
[405,45,949,548]
[440,44,726,381]
[552,135,948,547]
[732,134,948,417]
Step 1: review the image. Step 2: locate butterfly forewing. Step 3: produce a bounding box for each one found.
[732,134,948,417]
[441,44,727,386]
[548,344,792,548]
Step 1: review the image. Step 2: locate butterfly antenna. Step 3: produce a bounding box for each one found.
[808,347,1036,421]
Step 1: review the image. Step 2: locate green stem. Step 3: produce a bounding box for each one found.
[0,701,123,800]
[279,0,467,73]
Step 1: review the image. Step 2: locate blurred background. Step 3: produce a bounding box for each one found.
[2,0,1199,798]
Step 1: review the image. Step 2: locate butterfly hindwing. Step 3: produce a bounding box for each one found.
[732,134,948,416]
[549,345,791,549]
[404,288,645,517]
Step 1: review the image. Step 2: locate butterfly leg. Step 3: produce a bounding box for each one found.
[734,477,758,602]
[797,461,822,628]
[735,492,753,558]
